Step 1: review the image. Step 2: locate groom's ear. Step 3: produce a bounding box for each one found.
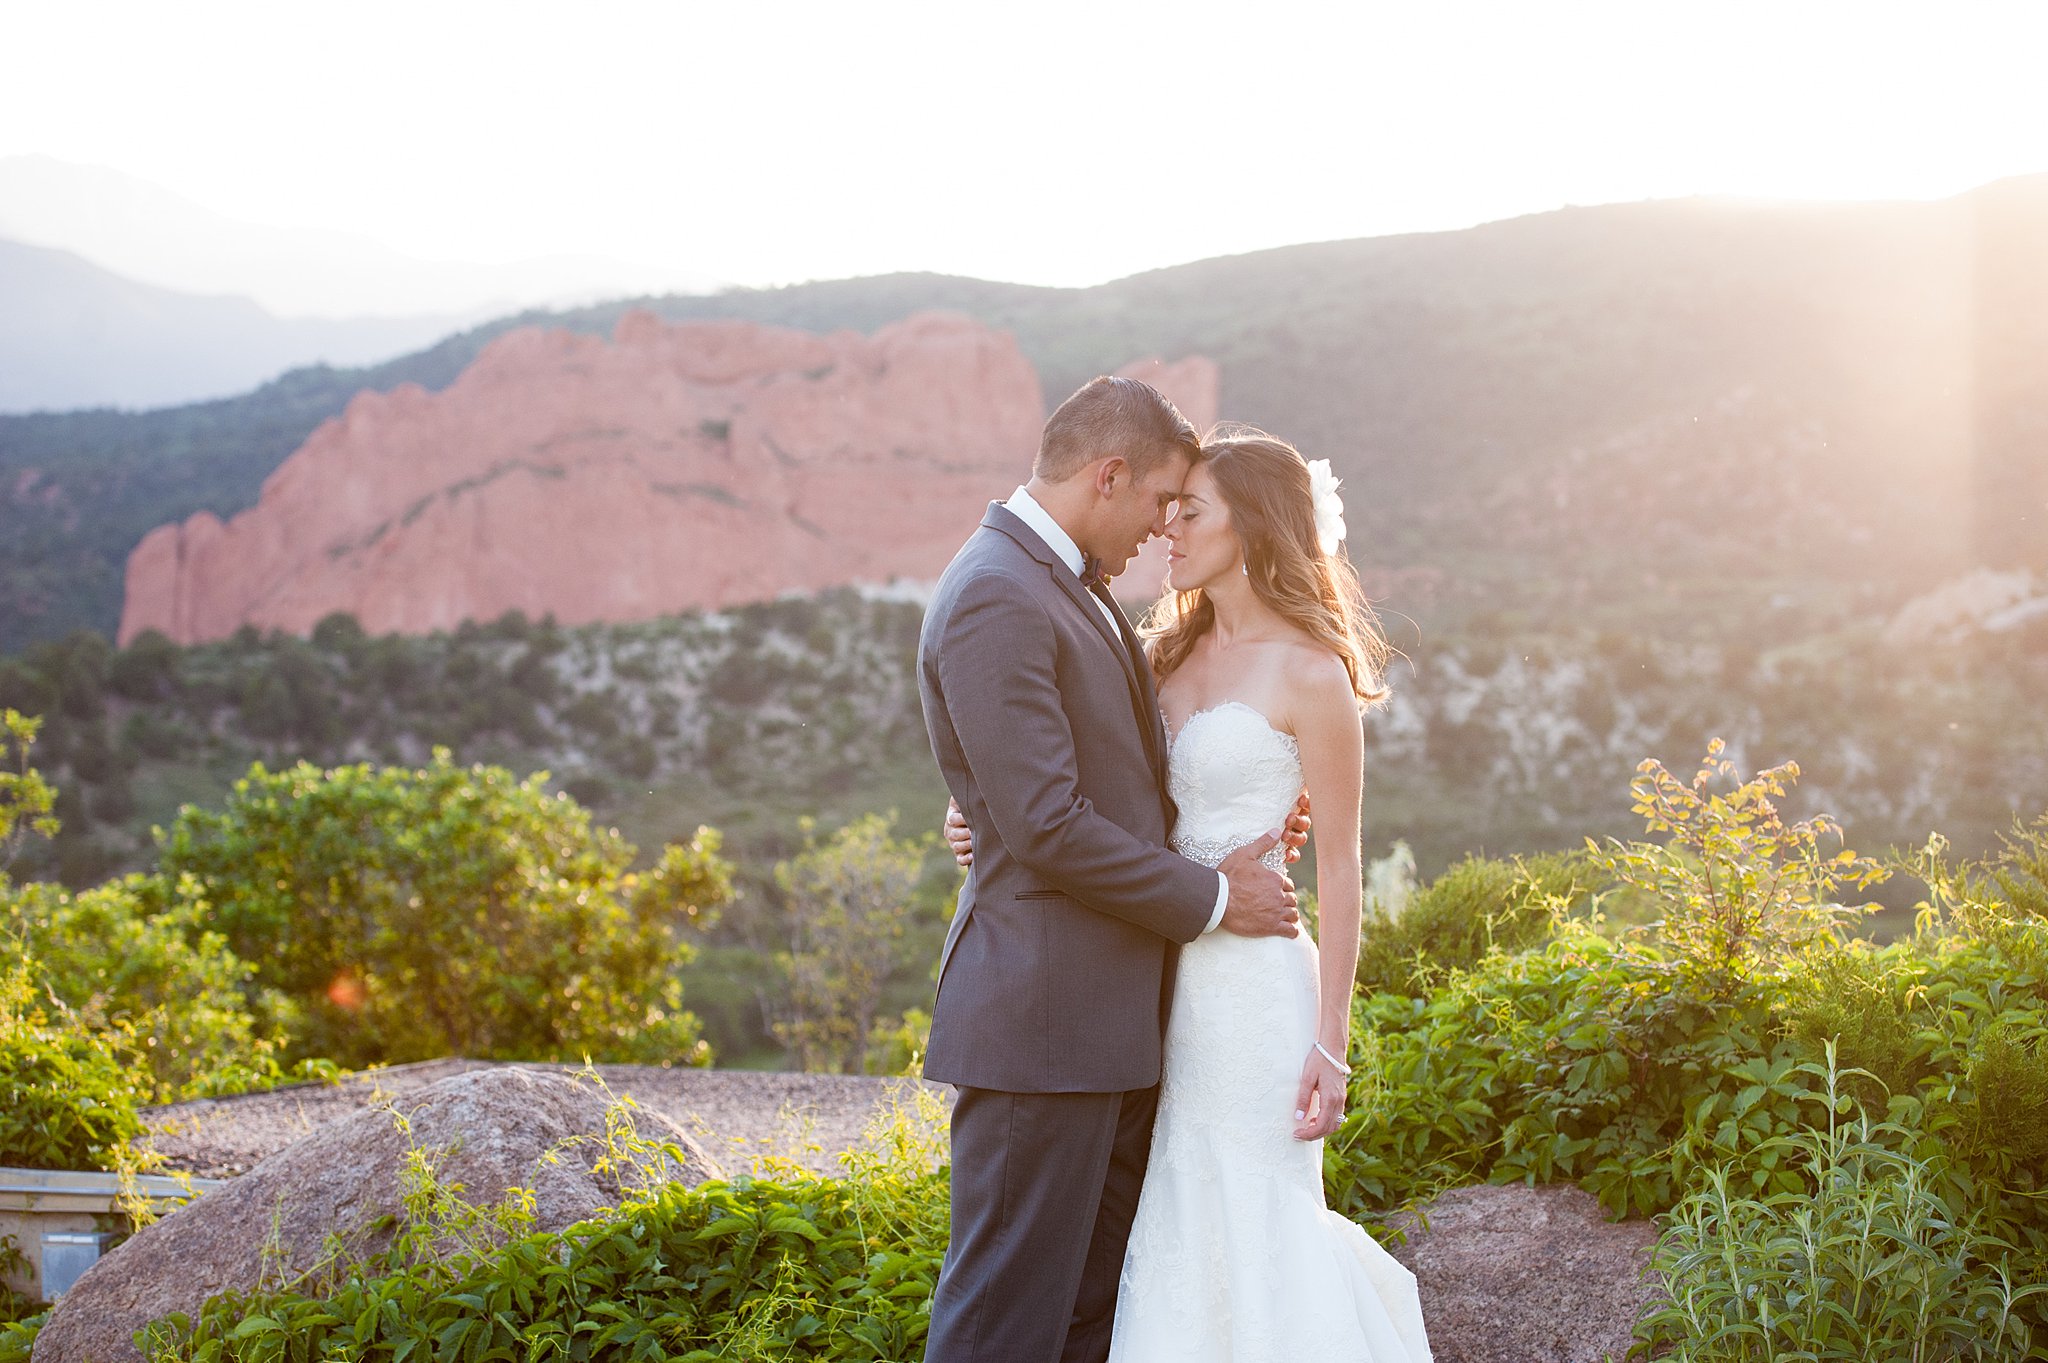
[1093,455,1130,499]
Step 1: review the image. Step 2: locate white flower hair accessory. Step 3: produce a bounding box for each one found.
[1306,458,1347,555]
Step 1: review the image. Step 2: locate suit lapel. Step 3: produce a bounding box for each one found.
[1091,580,1171,783]
[981,504,1168,783]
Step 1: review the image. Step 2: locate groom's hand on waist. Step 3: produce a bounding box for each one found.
[1218,831,1300,938]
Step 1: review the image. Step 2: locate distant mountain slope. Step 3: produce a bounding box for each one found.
[0,155,718,318]
[4,178,2044,652]
[0,237,465,412]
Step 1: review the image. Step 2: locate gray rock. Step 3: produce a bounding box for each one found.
[33,1067,722,1363]
[1387,1181,1665,1363]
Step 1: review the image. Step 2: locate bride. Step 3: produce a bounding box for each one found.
[949,428,1434,1361]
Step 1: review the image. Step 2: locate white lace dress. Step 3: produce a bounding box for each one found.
[1108,701,1434,1363]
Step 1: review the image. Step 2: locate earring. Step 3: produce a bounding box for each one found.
[1241,561,1249,577]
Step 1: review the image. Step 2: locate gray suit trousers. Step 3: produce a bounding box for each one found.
[924,1083,1158,1363]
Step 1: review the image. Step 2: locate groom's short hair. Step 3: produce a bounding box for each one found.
[1035,376,1201,483]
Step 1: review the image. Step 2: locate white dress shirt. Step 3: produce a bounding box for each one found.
[1004,486,1230,934]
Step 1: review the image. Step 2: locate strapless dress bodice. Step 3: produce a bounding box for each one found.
[1166,700,1303,872]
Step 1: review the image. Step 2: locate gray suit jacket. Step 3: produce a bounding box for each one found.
[918,502,1220,1093]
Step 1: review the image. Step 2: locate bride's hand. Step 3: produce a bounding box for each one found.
[1282,790,1311,864]
[944,799,973,867]
[1292,1044,1348,1141]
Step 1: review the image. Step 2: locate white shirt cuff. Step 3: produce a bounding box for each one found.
[1203,871,1228,934]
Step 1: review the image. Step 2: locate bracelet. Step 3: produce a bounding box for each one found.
[1313,1041,1352,1075]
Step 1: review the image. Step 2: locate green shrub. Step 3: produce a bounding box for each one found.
[0,709,57,869]
[1905,828,2048,1004]
[0,1316,39,1362]
[1331,758,2044,1233]
[1353,848,1594,996]
[1589,741,1887,1001]
[1983,810,2048,920]
[1958,1019,2048,1177]
[1333,919,1805,1222]
[773,814,927,1074]
[0,1234,39,1326]
[1,872,296,1103]
[1634,1045,2048,1361]
[1777,943,1936,1109]
[865,1007,931,1077]
[158,750,729,1069]
[0,957,144,1170]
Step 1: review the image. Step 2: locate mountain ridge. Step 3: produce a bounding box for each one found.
[4,176,2044,652]
[0,155,718,320]
[0,237,468,413]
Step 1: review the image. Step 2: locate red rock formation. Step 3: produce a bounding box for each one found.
[118,317,1225,643]
[120,312,1051,643]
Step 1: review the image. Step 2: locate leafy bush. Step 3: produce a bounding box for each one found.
[1777,943,1936,1110]
[773,814,928,1074]
[1333,746,1889,1221]
[865,1007,931,1077]
[158,750,730,1069]
[1589,741,1887,1000]
[0,1314,39,1362]
[1331,924,1795,1221]
[0,1234,40,1327]
[1982,810,2048,920]
[1353,848,1595,996]
[0,709,56,870]
[0,872,296,1103]
[1325,773,2048,1354]
[0,956,144,1170]
[1330,756,2048,1252]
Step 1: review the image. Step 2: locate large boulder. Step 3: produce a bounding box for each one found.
[1388,1181,1663,1363]
[33,1067,722,1363]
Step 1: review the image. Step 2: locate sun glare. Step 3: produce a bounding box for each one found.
[0,0,2041,292]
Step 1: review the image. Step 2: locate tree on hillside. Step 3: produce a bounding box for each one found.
[158,748,731,1069]
[773,813,926,1074]
[3,871,288,1103]
[0,709,57,872]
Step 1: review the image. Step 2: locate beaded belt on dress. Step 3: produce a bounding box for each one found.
[1171,835,1288,872]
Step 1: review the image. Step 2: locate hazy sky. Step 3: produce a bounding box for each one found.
[5,0,2045,289]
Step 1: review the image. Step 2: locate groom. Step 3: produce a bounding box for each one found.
[917,375,1303,1363]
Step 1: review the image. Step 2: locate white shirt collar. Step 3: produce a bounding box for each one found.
[1003,485,1087,579]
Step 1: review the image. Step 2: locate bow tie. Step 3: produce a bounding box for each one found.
[1079,555,1107,590]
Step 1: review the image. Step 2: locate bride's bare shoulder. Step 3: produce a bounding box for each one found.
[1268,638,1354,723]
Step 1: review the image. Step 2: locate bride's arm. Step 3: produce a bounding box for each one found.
[1289,656,1366,1142]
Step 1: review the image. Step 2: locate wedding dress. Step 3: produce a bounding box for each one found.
[1107,700,1434,1363]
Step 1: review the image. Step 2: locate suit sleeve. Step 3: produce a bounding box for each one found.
[935,571,1218,944]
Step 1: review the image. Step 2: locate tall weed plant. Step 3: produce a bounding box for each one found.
[1634,1042,2048,1361]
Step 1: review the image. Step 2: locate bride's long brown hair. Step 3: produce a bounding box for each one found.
[1140,427,1392,708]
